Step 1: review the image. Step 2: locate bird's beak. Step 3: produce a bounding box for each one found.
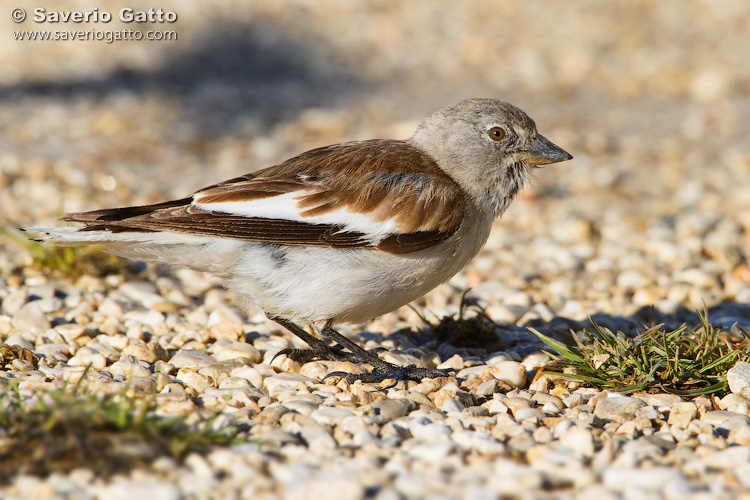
[522,134,573,165]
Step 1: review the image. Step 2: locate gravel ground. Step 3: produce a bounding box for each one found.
[1,1,750,499]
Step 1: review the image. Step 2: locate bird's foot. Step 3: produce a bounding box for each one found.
[270,316,450,389]
[322,363,454,390]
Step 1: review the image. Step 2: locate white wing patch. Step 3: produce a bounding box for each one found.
[193,191,400,242]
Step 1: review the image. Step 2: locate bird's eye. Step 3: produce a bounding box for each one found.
[488,127,505,141]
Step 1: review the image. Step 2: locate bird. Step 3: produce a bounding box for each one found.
[26,98,572,384]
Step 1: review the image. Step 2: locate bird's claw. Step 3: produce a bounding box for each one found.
[272,345,380,364]
[322,364,454,390]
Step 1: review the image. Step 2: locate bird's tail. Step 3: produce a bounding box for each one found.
[23,225,240,273]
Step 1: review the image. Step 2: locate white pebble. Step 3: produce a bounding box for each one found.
[727,361,750,399]
[492,361,527,388]
[67,352,107,370]
[4,333,33,350]
[169,350,216,369]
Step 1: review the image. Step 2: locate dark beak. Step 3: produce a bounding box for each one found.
[522,134,573,165]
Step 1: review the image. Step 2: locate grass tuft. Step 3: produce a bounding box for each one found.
[0,371,243,481]
[532,310,750,396]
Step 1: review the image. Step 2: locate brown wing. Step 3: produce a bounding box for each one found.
[63,140,466,254]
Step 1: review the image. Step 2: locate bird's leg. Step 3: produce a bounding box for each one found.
[271,318,453,387]
[319,320,454,388]
[317,320,391,369]
[270,317,373,364]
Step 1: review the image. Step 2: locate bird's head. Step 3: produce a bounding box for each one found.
[410,98,572,215]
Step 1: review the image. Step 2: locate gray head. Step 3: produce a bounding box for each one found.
[409,98,572,215]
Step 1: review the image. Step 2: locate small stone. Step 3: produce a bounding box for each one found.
[383,350,421,367]
[97,479,180,500]
[282,399,320,416]
[151,302,177,314]
[231,366,264,388]
[218,376,251,389]
[614,420,640,437]
[701,446,750,470]
[668,402,698,429]
[492,361,527,388]
[95,335,128,352]
[2,290,28,315]
[109,356,151,377]
[718,393,750,409]
[156,393,195,415]
[419,351,440,369]
[205,305,244,326]
[476,379,499,397]
[209,321,244,341]
[441,397,465,413]
[311,406,355,425]
[11,359,35,371]
[634,393,682,409]
[214,342,261,363]
[410,420,453,441]
[169,350,216,369]
[298,424,337,450]
[4,334,33,350]
[127,376,157,395]
[563,393,584,408]
[486,353,515,365]
[93,380,123,398]
[55,323,88,343]
[532,426,554,444]
[408,442,461,463]
[367,399,412,420]
[541,402,561,414]
[521,352,550,371]
[257,404,291,424]
[701,410,750,426]
[177,369,215,392]
[432,384,474,409]
[97,298,124,318]
[67,351,107,369]
[503,397,533,415]
[593,394,647,420]
[264,373,317,396]
[452,430,506,456]
[602,467,687,493]
[486,304,523,323]
[118,281,164,308]
[283,471,364,500]
[12,301,51,334]
[122,342,168,364]
[727,361,750,400]
[34,343,70,361]
[297,360,335,380]
[154,360,175,375]
[559,426,595,457]
[486,399,509,415]
[729,427,750,447]
[437,354,465,370]
[456,364,497,379]
[514,407,545,422]
[85,341,120,361]
[531,392,564,408]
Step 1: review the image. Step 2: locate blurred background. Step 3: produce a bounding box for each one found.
[1,0,749,321]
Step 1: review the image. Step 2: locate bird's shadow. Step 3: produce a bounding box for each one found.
[1,19,369,139]
[371,300,750,364]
